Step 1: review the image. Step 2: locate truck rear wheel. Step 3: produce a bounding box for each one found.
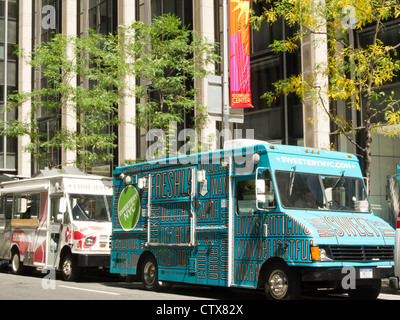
[11,251,24,275]
[141,256,159,291]
[264,262,301,300]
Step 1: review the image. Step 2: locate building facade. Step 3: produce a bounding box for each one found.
[1,0,400,223]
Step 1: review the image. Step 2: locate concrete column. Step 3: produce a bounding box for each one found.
[301,13,330,149]
[117,0,136,165]
[18,0,32,176]
[193,0,217,151]
[61,0,77,166]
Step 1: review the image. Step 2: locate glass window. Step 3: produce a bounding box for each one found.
[237,179,257,215]
[13,193,41,220]
[150,0,191,26]
[275,170,370,212]
[0,195,11,219]
[6,61,16,86]
[251,2,283,53]
[236,170,277,215]
[88,0,115,34]
[69,193,111,222]
[7,1,18,20]
[357,22,400,126]
[50,197,63,223]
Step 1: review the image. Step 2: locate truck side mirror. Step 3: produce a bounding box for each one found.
[256,179,265,196]
[59,197,67,214]
[256,179,266,205]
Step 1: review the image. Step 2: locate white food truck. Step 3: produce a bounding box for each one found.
[0,168,112,281]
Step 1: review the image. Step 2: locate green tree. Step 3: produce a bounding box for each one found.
[4,14,219,171]
[4,31,126,171]
[253,0,400,185]
[119,14,220,147]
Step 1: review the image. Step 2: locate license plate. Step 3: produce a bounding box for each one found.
[360,269,373,279]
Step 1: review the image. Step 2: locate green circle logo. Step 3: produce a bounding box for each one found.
[118,186,141,231]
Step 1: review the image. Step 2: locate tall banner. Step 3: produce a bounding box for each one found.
[229,0,253,109]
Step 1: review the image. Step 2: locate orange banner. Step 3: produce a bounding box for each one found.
[229,0,253,108]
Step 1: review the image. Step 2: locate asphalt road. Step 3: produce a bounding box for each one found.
[0,269,399,301]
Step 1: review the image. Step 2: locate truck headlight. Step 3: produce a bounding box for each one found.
[311,246,333,262]
[85,237,95,246]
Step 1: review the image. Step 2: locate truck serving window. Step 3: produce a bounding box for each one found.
[69,194,112,222]
[13,193,41,219]
[275,171,370,212]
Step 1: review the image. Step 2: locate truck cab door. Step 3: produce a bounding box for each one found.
[234,168,281,287]
[47,197,64,267]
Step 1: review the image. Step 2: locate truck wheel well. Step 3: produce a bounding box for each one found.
[11,245,19,256]
[59,246,72,268]
[257,257,288,289]
[10,245,21,261]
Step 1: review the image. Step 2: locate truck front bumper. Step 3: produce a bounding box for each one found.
[77,254,110,268]
[301,266,394,282]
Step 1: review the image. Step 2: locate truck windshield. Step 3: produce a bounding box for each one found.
[275,170,370,212]
[69,194,112,221]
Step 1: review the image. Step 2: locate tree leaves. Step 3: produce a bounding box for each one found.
[254,0,400,183]
[3,32,124,171]
[3,14,220,171]
[120,14,220,132]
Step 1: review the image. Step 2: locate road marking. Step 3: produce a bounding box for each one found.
[59,285,121,296]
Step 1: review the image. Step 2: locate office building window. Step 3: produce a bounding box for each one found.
[88,0,117,34]
[214,0,302,145]
[357,20,400,125]
[150,0,192,27]
[32,0,62,172]
[79,0,117,176]
[136,0,194,160]
[0,0,18,171]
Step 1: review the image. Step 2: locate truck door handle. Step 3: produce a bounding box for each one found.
[263,224,268,236]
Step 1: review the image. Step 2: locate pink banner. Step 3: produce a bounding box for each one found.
[229,0,253,108]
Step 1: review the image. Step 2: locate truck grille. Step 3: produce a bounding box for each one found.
[329,245,394,262]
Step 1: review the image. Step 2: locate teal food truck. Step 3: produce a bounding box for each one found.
[110,140,395,299]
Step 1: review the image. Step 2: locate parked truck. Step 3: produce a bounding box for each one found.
[0,168,112,281]
[110,140,395,299]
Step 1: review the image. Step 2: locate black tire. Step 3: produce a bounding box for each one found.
[10,251,24,275]
[61,253,80,281]
[141,256,159,291]
[264,262,301,300]
[347,279,381,300]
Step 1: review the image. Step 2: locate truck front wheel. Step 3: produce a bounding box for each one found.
[264,262,301,300]
[61,253,80,281]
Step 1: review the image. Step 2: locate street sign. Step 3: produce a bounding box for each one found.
[206,75,244,123]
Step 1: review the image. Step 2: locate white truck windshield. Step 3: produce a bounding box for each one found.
[69,194,112,221]
[275,171,370,212]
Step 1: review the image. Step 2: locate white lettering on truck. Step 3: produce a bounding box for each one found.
[277,156,355,169]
